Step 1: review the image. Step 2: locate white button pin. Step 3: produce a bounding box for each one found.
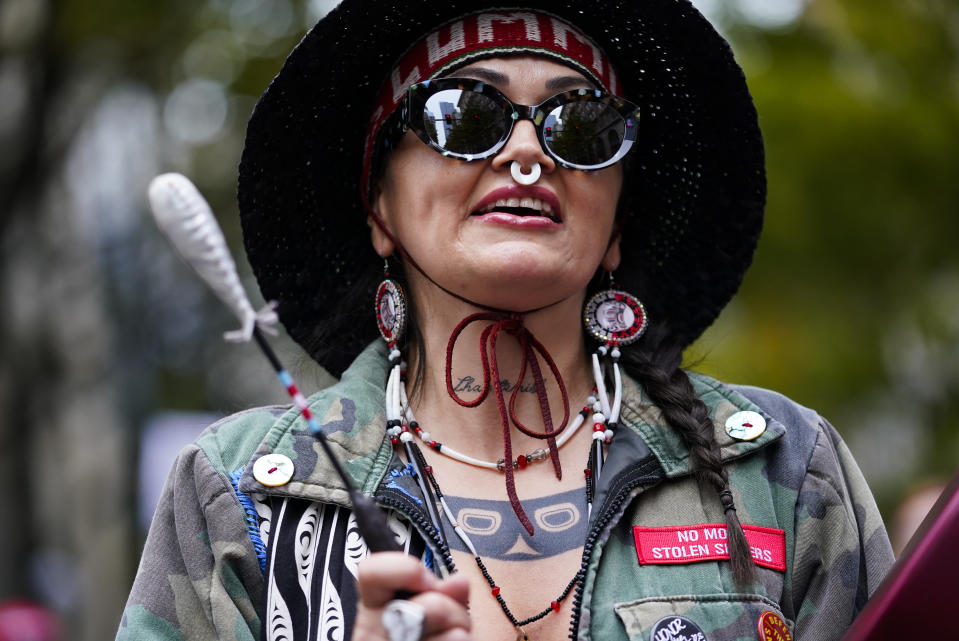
[253,453,295,487]
[724,410,766,441]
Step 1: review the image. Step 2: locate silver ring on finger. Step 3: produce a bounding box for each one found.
[382,599,426,641]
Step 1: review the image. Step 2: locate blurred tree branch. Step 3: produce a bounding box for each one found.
[0,0,61,240]
[0,0,62,601]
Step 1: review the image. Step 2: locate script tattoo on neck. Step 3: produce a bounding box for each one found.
[441,488,587,560]
[452,376,538,394]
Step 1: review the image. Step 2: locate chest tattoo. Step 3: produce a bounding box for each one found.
[441,487,588,560]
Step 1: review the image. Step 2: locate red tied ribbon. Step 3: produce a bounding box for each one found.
[445,312,570,535]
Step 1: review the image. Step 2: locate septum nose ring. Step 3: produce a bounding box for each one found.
[511,161,541,186]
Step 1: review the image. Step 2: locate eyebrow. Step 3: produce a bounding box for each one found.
[455,67,508,84]
[545,75,597,91]
[451,66,597,92]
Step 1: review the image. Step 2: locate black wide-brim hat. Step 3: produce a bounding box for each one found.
[239,0,765,378]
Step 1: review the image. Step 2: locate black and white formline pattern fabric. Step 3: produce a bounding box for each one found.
[262,498,427,641]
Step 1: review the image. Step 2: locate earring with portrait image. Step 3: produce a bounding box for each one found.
[375,259,407,361]
[375,261,449,549]
[581,274,648,493]
[376,258,409,463]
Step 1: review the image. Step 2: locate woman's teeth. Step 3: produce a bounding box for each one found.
[480,197,554,215]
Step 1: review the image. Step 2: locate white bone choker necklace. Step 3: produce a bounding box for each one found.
[393,386,598,473]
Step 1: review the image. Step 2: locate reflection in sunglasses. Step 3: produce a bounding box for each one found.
[406,79,640,170]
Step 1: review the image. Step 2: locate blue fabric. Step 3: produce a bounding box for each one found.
[230,468,268,572]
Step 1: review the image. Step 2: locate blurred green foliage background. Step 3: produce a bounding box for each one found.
[0,0,956,638]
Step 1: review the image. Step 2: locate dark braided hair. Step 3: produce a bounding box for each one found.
[619,320,756,587]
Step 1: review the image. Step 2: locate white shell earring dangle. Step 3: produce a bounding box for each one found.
[510,161,541,185]
[582,284,649,505]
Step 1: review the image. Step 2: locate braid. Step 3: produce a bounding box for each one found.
[620,322,756,587]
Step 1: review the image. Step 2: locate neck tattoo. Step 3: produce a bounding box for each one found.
[452,375,539,395]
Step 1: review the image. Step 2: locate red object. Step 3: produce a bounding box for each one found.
[444,311,570,535]
[632,523,787,572]
[491,586,500,597]
[551,601,561,612]
[517,455,528,469]
[843,468,959,640]
[757,610,792,641]
[584,469,591,477]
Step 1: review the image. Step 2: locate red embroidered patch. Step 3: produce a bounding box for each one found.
[632,523,786,571]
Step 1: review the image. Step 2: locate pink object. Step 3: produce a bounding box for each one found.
[843,469,959,640]
[472,212,559,228]
[0,600,61,641]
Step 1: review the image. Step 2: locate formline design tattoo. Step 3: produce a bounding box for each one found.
[441,488,587,560]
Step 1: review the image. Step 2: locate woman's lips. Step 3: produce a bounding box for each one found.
[471,185,563,222]
[472,212,561,228]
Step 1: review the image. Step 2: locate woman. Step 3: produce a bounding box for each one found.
[119,1,894,640]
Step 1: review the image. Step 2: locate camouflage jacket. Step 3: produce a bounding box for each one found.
[117,342,894,640]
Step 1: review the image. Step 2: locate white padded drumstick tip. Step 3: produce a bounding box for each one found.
[147,172,278,342]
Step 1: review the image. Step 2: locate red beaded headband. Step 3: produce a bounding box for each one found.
[361,9,621,187]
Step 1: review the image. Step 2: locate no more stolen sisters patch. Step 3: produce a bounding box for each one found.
[633,523,786,571]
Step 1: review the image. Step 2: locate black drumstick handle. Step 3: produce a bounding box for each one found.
[250,329,408,554]
[350,489,403,553]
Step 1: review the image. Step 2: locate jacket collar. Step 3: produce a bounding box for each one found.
[618,372,786,478]
[238,341,394,506]
[238,341,785,501]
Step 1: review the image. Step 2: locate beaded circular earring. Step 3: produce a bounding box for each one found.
[582,283,648,492]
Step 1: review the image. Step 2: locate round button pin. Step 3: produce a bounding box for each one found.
[253,453,294,487]
[649,615,706,641]
[725,410,766,441]
[757,610,792,641]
